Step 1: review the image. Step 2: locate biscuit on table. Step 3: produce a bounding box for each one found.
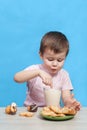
[19,112,34,117]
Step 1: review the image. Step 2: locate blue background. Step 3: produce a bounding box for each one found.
[0,0,87,107]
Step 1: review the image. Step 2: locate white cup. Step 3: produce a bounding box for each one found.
[44,88,61,106]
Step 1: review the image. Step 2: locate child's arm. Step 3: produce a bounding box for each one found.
[14,69,40,83]
[14,69,52,86]
[62,90,81,111]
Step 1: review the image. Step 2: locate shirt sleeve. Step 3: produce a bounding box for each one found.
[61,70,73,91]
[24,64,39,71]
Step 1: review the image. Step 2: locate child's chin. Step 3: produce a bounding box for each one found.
[51,71,58,75]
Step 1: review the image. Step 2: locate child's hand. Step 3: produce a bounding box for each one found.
[39,70,52,87]
[65,97,81,111]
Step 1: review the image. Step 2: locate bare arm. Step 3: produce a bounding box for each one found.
[14,69,40,83]
[62,90,81,111]
[62,89,72,105]
[14,69,52,86]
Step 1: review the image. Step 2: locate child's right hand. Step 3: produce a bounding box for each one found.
[39,70,52,87]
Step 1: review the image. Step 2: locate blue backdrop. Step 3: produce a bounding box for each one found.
[0,0,87,106]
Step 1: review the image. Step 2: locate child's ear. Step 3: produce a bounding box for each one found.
[39,52,43,59]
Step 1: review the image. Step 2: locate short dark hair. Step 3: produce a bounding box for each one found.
[39,31,69,56]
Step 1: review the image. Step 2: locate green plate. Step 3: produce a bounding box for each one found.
[41,113,74,121]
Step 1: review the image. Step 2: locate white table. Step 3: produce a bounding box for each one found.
[0,107,87,130]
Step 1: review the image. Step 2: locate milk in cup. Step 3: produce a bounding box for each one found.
[44,88,61,106]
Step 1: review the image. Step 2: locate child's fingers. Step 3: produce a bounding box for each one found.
[72,100,81,111]
[75,102,81,111]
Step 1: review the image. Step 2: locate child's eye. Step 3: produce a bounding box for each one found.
[57,59,64,62]
[48,58,54,61]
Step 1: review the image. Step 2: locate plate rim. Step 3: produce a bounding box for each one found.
[40,113,74,121]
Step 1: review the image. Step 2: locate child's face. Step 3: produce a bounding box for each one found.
[40,49,66,75]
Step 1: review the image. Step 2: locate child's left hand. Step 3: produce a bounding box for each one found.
[65,96,81,111]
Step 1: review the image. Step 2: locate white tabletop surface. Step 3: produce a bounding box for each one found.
[0,107,87,130]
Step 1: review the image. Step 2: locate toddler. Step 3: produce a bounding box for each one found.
[14,31,81,111]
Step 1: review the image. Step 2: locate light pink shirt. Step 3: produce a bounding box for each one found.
[24,64,73,107]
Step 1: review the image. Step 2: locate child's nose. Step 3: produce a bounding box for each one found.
[52,60,58,66]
